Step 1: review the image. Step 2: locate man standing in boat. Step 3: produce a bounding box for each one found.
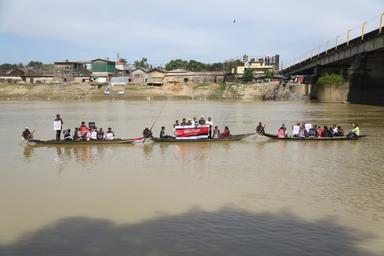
[53,114,63,141]
[206,117,213,138]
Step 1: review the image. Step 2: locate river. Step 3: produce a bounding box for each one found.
[0,100,383,256]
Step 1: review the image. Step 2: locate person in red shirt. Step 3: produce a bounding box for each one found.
[220,126,231,138]
[317,126,324,137]
[277,123,287,138]
[79,121,89,139]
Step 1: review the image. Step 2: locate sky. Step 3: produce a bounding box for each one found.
[0,0,382,67]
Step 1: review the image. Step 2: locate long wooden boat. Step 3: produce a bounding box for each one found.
[152,133,254,143]
[260,132,366,141]
[27,139,134,146]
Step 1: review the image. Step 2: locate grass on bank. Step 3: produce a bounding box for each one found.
[211,83,228,97]
[317,73,345,87]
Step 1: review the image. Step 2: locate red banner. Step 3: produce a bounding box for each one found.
[175,126,209,138]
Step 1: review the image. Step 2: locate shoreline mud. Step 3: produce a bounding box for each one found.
[0,82,308,101]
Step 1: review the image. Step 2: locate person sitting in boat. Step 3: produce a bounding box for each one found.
[332,124,339,136]
[73,128,81,141]
[97,128,105,140]
[323,126,332,137]
[337,126,344,136]
[298,125,306,138]
[213,126,220,138]
[198,116,206,125]
[160,126,173,139]
[105,127,115,140]
[308,125,318,137]
[277,124,287,138]
[187,119,192,125]
[180,118,187,126]
[22,127,33,141]
[317,126,325,137]
[173,120,179,128]
[79,122,89,139]
[63,129,72,140]
[347,123,360,138]
[256,122,265,135]
[90,127,98,140]
[304,122,312,134]
[220,126,231,138]
[292,123,300,137]
[143,127,153,139]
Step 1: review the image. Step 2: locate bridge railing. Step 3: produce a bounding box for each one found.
[283,12,384,70]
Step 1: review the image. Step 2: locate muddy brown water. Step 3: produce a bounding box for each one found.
[0,100,383,255]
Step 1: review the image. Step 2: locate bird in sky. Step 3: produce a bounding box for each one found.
[233,19,236,23]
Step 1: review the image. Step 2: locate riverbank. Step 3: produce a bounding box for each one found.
[0,82,307,101]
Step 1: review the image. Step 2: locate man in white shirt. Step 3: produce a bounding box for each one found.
[304,122,312,133]
[53,114,63,141]
[105,127,115,140]
[90,128,98,140]
[292,123,300,137]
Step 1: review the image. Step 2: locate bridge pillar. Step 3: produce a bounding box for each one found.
[309,65,321,99]
[348,52,384,104]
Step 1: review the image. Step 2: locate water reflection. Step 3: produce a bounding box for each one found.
[0,208,378,256]
[23,146,34,159]
[174,143,212,162]
[24,145,115,172]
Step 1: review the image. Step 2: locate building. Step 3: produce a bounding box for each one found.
[264,55,280,70]
[0,68,25,83]
[54,60,90,82]
[147,67,165,86]
[130,67,148,84]
[24,69,55,83]
[233,60,274,78]
[0,68,55,84]
[91,59,116,82]
[163,69,225,84]
[115,58,134,72]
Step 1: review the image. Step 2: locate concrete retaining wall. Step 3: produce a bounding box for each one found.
[316,83,349,103]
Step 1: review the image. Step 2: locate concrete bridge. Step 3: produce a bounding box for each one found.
[282,19,384,104]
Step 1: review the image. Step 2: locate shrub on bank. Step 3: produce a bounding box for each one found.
[317,73,345,87]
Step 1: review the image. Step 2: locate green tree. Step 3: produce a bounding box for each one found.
[222,59,243,73]
[265,69,274,79]
[242,68,254,82]
[27,61,43,69]
[165,59,189,70]
[134,58,151,69]
[209,62,224,71]
[0,63,17,71]
[186,60,208,71]
[317,73,345,87]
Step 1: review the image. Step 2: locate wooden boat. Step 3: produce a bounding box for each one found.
[260,132,366,141]
[152,133,254,143]
[27,139,134,146]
